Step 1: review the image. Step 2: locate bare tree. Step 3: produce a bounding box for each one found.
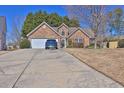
[12,19,21,46]
[7,16,24,48]
[66,5,106,49]
[98,15,108,48]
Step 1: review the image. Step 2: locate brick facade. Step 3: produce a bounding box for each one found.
[58,24,69,37]
[68,29,90,47]
[28,24,60,39]
[27,22,93,48]
[28,24,62,48]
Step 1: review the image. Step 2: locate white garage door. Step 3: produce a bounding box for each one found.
[31,39,58,48]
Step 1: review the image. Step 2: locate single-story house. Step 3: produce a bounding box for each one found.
[27,21,94,48]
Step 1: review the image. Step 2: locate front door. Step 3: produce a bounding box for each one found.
[61,40,65,48]
[61,38,66,48]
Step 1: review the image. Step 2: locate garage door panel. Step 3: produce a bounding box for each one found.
[31,39,47,48]
[31,39,58,48]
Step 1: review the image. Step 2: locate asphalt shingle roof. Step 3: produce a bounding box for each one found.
[52,26,94,38]
[27,21,94,38]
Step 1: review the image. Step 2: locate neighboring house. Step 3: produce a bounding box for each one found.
[0,16,6,50]
[27,21,94,48]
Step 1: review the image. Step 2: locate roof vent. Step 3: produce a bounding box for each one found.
[42,25,46,28]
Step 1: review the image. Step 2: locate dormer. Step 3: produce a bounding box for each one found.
[57,23,69,37]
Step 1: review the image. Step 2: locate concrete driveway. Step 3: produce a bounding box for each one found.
[0,51,8,55]
[0,49,123,88]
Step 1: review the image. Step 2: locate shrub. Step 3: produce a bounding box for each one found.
[87,44,94,49]
[106,42,109,48]
[20,39,31,49]
[87,43,100,49]
[67,45,73,48]
[73,43,84,48]
[67,39,74,48]
[67,39,84,48]
[118,39,124,48]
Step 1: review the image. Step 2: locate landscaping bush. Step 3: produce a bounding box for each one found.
[67,39,73,48]
[67,45,73,48]
[87,44,94,48]
[87,43,100,49]
[20,39,31,49]
[67,39,84,48]
[73,43,84,48]
[118,39,124,48]
[106,42,109,48]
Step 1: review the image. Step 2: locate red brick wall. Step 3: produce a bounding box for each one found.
[29,25,60,39]
[28,23,90,48]
[28,24,62,48]
[68,29,90,47]
[58,25,69,37]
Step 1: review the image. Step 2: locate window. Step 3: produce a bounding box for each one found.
[75,37,83,43]
[62,31,65,36]
[75,38,78,43]
[79,38,83,43]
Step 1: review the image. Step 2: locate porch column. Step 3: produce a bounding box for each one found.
[64,38,67,48]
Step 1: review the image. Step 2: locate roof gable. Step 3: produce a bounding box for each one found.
[67,27,91,38]
[26,21,94,38]
[27,21,62,37]
[58,23,69,29]
[83,29,94,38]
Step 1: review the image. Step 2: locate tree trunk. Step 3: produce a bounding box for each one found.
[94,38,97,49]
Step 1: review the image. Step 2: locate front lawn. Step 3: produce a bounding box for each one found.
[65,48,124,86]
